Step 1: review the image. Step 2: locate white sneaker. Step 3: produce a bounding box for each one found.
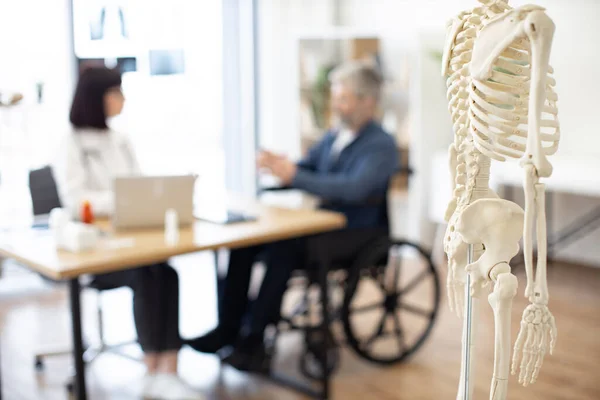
[140,373,158,399]
[150,373,206,400]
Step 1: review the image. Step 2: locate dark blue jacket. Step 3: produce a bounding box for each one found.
[291,120,399,230]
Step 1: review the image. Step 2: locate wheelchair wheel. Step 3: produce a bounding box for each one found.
[341,237,441,365]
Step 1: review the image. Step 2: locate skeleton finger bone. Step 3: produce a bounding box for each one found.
[511,319,527,376]
[518,318,535,385]
[531,322,548,383]
[549,312,557,354]
[523,323,540,384]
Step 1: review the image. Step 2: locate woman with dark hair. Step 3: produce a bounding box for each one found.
[53,66,204,399]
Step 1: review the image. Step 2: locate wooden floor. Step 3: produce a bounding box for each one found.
[0,251,599,399]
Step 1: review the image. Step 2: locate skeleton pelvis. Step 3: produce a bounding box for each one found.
[445,197,524,280]
[456,198,524,258]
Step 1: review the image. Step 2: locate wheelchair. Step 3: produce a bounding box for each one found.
[262,171,442,380]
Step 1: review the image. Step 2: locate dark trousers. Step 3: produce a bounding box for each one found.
[219,228,384,338]
[90,262,181,353]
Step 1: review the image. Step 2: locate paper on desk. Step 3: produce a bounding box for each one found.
[102,237,136,249]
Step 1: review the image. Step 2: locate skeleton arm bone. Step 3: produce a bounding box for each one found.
[534,183,549,304]
[513,81,558,388]
[512,181,557,383]
[521,9,556,177]
[523,164,536,300]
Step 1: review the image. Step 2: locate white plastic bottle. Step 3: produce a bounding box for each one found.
[164,208,179,246]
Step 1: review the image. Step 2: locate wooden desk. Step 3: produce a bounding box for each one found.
[0,198,345,280]
[0,197,346,400]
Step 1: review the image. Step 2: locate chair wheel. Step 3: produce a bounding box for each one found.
[35,356,44,371]
[66,381,74,393]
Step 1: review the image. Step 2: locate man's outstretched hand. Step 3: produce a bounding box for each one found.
[257,150,297,185]
[256,150,283,169]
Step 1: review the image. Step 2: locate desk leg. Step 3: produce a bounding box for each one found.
[69,278,87,400]
[317,244,331,400]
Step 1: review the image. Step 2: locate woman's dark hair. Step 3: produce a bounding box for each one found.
[69,66,122,130]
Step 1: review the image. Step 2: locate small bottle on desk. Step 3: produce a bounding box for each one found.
[80,200,94,224]
[165,208,179,246]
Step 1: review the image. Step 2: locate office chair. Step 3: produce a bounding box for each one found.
[28,166,139,374]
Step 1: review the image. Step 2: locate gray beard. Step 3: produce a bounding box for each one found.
[335,116,353,131]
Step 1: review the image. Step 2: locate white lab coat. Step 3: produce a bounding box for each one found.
[52,128,141,218]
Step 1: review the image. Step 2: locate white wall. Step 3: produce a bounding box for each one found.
[0,0,75,116]
[111,1,224,179]
[257,0,337,159]
[0,0,75,226]
[0,0,76,160]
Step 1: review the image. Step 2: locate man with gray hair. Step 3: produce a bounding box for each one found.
[259,60,393,209]
[188,61,399,372]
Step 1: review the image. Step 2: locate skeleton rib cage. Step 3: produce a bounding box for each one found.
[445,4,560,213]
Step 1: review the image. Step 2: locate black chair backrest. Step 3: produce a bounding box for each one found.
[29,166,62,216]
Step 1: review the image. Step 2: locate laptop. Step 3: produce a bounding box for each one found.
[193,189,257,224]
[112,175,196,230]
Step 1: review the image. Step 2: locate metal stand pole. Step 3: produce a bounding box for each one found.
[462,244,475,400]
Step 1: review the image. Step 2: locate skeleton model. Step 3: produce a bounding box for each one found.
[441,1,559,399]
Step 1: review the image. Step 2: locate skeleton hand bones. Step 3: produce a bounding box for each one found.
[511,301,557,386]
